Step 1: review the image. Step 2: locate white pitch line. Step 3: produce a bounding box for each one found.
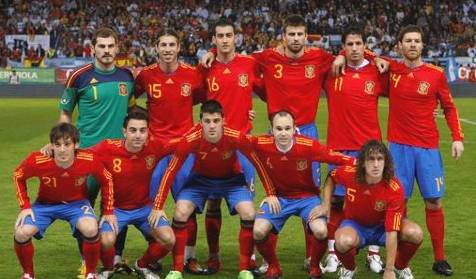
[436,115,476,126]
[460,118,476,126]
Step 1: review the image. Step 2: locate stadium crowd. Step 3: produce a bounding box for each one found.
[1,0,476,67]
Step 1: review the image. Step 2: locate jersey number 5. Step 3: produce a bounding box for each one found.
[347,188,356,202]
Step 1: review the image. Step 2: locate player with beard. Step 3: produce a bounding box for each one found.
[380,25,463,276]
[202,15,341,269]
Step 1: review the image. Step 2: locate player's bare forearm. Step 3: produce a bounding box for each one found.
[321,176,335,210]
[58,110,72,123]
[385,231,398,271]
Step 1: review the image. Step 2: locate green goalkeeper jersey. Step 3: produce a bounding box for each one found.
[59,63,135,148]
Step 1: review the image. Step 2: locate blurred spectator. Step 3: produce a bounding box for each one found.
[1,0,476,67]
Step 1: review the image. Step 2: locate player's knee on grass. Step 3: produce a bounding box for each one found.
[400,220,423,244]
[424,197,442,210]
[174,200,196,222]
[152,226,175,250]
[76,217,99,239]
[309,218,327,240]
[15,225,38,243]
[100,232,116,249]
[253,219,272,241]
[335,227,359,252]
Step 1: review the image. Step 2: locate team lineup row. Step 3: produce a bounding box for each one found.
[12,14,464,279]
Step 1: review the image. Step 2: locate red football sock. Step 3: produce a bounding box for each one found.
[425,207,445,261]
[82,236,100,274]
[309,235,327,275]
[239,220,254,270]
[138,241,171,267]
[205,208,222,256]
[328,206,344,241]
[100,246,115,270]
[14,239,35,276]
[172,219,188,272]
[256,232,279,268]
[303,221,312,258]
[336,247,357,270]
[186,213,197,247]
[395,241,421,269]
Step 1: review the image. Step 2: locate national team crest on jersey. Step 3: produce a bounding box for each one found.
[75,176,87,186]
[296,159,308,171]
[145,155,156,170]
[238,74,249,87]
[417,81,430,95]
[364,80,375,95]
[305,65,315,79]
[181,83,192,96]
[374,200,386,211]
[118,83,128,96]
[222,150,233,160]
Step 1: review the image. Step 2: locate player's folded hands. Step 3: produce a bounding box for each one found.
[15,208,35,229]
[100,214,118,234]
[261,195,281,215]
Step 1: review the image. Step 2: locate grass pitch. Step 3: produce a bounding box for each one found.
[0,97,474,278]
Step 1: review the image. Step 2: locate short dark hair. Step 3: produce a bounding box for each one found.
[92,27,118,45]
[284,14,307,33]
[200,100,224,119]
[341,26,366,44]
[123,108,149,128]
[397,25,424,43]
[355,140,394,184]
[213,18,235,35]
[270,110,295,126]
[49,123,79,144]
[156,29,180,45]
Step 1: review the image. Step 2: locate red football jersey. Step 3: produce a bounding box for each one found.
[330,166,405,232]
[252,135,355,198]
[387,60,464,148]
[253,47,334,126]
[324,63,387,150]
[134,63,204,141]
[153,125,275,209]
[13,150,114,214]
[199,54,262,134]
[91,139,175,209]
